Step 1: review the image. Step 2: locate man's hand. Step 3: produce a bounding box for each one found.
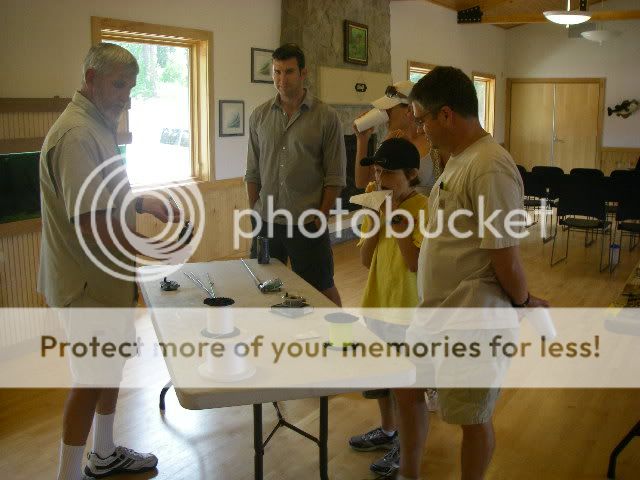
[139,196,181,223]
[166,242,195,265]
[527,295,549,308]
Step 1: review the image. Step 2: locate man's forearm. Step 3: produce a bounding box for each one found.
[79,211,148,256]
[319,186,342,216]
[246,181,261,209]
[489,246,529,305]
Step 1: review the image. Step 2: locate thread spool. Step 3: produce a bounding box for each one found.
[205,307,235,336]
[198,334,256,382]
[324,312,359,349]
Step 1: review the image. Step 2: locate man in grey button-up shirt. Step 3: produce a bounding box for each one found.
[245,44,346,305]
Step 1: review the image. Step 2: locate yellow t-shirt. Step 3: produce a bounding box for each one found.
[358,192,428,309]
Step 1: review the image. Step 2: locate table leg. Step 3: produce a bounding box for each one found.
[607,420,640,479]
[253,404,264,480]
[319,396,328,480]
[159,380,173,411]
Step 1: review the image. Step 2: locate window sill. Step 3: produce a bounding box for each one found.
[131,177,244,195]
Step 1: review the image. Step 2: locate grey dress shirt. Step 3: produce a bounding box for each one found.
[245,90,346,223]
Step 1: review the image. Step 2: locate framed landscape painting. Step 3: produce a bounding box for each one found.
[344,20,368,65]
[219,100,244,137]
[251,47,274,83]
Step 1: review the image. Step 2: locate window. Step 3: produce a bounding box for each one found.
[407,60,436,83]
[91,17,213,186]
[472,72,496,136]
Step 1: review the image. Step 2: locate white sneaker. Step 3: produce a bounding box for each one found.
[84,446,158,478]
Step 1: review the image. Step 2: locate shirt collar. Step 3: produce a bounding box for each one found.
[271,88,314,112]
[72,91,118,132]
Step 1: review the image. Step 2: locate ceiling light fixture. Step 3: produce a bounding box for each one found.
[544,0,591,26]
[581,29,616,43]
[581,0,618,44]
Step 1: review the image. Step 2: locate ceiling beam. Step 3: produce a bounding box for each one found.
[476,10,640,24]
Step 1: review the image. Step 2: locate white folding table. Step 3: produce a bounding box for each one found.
[138,259,415,479]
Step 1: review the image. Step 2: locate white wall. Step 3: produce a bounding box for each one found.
[0,0,281,180]
[390,0,508,143]
[505,0,640,148]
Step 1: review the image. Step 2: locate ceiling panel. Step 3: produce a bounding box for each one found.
[392,1,620,29]
[416,1,608,12]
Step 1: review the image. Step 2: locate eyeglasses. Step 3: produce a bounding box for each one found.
[414,104,444,127]
[385,85,407,99]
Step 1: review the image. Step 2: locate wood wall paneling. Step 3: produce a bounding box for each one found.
[600,147,640,175]
[0,232,46,307]
[0,184,251,307]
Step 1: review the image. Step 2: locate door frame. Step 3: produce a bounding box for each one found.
[505,77,606,167]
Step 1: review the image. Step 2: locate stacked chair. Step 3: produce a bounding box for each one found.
[531,166,564,242]
[516,165,541,228]
[609,170,640,271]
[550,171,612,271]
[515,163,637,273]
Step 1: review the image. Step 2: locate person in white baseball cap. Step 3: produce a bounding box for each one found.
[353,80,447,197]
[371,80,414,110]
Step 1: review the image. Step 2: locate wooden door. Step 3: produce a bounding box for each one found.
[508,83,554,170]
[553,83,600,172]
[507,79,603,172]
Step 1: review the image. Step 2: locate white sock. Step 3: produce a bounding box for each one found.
[57,441,85,480]
[381,427,396,436]
[92,412,116,458]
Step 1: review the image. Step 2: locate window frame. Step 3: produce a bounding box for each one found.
[407,60,437,82]
[91,16,214,186]
[472,71,496,136]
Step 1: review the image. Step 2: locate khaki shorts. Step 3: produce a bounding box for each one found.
[407,328,516,425]
[60,293,137,387]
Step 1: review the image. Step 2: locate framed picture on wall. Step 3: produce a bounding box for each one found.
[219,100,244,137]
[344,20,368,65]
[251,47,274,83]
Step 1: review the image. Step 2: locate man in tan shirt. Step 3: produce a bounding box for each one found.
[390,67,549,480]
[39,43,180,480]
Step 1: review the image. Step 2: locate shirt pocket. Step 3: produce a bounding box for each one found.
[435,189,472,237]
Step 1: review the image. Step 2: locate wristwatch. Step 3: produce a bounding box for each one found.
[511,292,530,308]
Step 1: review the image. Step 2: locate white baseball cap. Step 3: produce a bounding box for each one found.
[371,80,415,110]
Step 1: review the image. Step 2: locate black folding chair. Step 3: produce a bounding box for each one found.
[610,171,640,272]
[603,172,622,223]
[570,168,611,225]
[550,174,612,271]
[532,166,564,242]
[570,167,604,179]
[517,165,540,227]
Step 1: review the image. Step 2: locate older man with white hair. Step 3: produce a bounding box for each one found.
[39,43,180,480]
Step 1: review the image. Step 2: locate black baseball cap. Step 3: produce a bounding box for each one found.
[360,137,420,170]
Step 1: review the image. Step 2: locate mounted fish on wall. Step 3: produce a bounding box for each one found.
[607,99,639,119]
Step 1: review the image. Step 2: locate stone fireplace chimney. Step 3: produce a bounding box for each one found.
[280,0,393,231]
[280,0,392,134]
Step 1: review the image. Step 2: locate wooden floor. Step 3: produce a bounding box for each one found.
[1,223,639,479]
